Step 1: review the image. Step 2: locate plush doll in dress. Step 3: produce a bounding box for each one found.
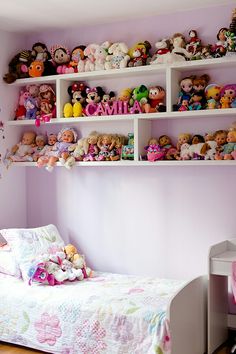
[144,137,165,162]
[83,132,99,161]
[67,45,86,73]
[46,127,78,172]
[8,131,36,162]
[96,134,116,161]
[51,45,71,74]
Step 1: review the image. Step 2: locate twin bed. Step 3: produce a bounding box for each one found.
[0,225,207,354]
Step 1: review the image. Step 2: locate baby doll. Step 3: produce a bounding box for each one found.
[32,135,47,161]
[83,132,99,162]
[158,135,178,160]
[46,128,78,172]
[175,133,192,160]
[96,134,116,161]
[110,135,125,161]
[8,131,36,162]
[215,130,236,160]
[37,133,57,168]
[144,137,165,162]
[213,130,228,160]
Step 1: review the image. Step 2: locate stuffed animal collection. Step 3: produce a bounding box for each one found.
[28,243,92,286]
[5,128,133,170]
[3,9,236,83]
[14,84,56,125]
[143,122,236,161]
[63,82,166,118]
[174,75,236,111]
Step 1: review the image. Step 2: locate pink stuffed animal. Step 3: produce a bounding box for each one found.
[78,44,97,72]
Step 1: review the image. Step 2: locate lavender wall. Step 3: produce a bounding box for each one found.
[0,30,27,229]
[25,3,236,279]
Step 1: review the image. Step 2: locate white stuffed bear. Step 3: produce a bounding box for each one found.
[105,42,130,70]
[64,138,87,169]
[94,41,111,71]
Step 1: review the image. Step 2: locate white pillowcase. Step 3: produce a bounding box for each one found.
[0,251,21,277]
[1,224,65,281]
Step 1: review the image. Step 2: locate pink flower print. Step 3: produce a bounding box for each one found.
[127,287,144,295]
[111,315,134,344]
[76,319,107,354]
[34,313,62,346]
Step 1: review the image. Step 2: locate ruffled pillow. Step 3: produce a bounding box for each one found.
[1,224,65,281]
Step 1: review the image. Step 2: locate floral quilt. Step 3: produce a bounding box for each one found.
[0,271,186,354]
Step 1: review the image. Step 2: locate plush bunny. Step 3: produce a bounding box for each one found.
[94,41,111,70]
[105,42,130,70]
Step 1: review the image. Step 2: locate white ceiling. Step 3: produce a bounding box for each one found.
[0,0,234,33]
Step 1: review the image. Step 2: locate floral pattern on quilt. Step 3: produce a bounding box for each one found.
[0,271,186,354]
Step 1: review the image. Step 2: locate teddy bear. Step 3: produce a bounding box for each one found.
[105,42,130,70]
[65,138,87,169]
[64,243,92,279]
[63,82,87,118]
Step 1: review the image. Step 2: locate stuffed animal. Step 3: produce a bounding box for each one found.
[94,41,111,71]
[128,41,151,67]
[28,61,44,77]
[65,138,87,169]
[3,50,32,84]
[130,85,149,107]
[24,96,38,119]
[64,243,91,278]
[78,44,97,72]
[171,33,192,60]
[105,42,130,70]
[85,86,105,116]
[63,82,87,118]
[150,39,171,64]
[15,89,29,120]
[31,42,56,76]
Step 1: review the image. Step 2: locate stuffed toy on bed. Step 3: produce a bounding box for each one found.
[28,244,91,286]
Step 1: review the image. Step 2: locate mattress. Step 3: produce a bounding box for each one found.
[0,271,186,354]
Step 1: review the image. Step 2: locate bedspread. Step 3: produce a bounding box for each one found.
[0,272,186,354]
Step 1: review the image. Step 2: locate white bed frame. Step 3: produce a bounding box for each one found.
[168,275,207,354]
[0,274,207,354]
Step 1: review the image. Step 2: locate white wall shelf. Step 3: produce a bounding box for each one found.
[6,108,236,126]
[6,56,236,168]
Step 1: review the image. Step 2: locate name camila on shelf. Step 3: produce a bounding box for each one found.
[85,100,142,116]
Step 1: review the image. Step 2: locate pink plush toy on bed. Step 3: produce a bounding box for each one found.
[28,262,62,286]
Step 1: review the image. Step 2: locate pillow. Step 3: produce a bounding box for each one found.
[0,251,21,277]
[1,224,65,281]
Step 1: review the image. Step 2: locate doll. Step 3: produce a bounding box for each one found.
[158,135,178,160]
[220,84,236,108]
[15,89,29,120]
[50,45,71,74]
[96,134,116,161]
[174,76,194,111]
[144,138,165,162]
[175,133,192,160]
[110,135,125,161]
[190,74,210,109]
[46,128,77,172]
[83,132,99,161]
[32,135,47,161]
[8,131,36,162]
[68,45,86,73]
[144,86,166,113]
[213,130,228,160]
[186,30,201,55]
[39,84,56,106]
[212,28,228,57]
[215,130,236,160]
[37,134,57,168]
[128,41,152,67]
[205,84,221,109]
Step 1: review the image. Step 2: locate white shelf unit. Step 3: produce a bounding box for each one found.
[208,239,236,353]
[6,57,236,168]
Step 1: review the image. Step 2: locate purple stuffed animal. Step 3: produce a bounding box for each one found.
[24,96,38,119]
